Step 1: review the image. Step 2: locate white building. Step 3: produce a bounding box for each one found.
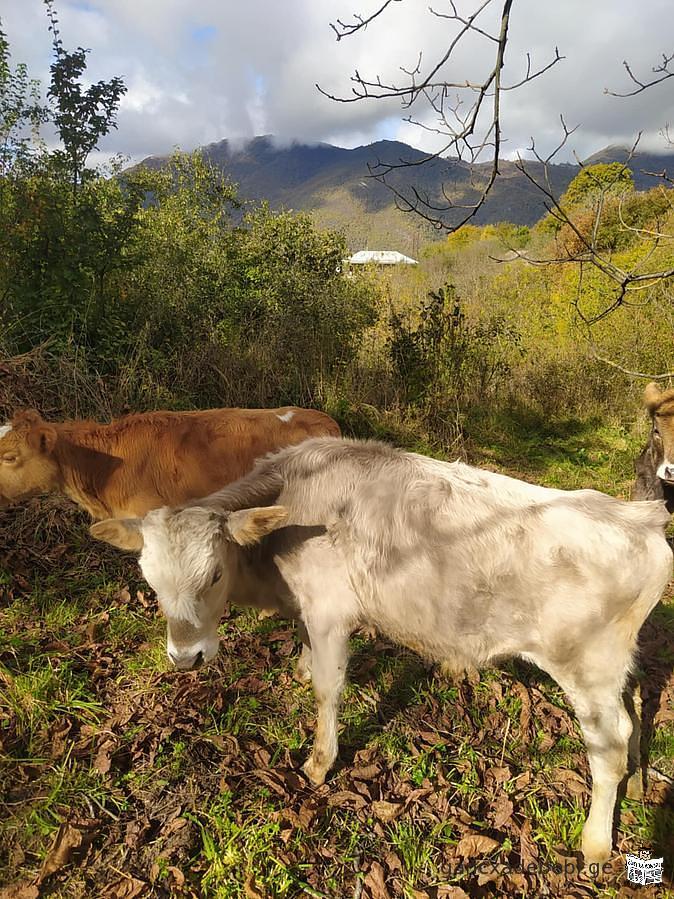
[348,250,418,266]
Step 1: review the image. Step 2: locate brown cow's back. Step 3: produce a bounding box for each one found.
[40,407,340,519]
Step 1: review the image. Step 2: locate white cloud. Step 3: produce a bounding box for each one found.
[2,0,673,164]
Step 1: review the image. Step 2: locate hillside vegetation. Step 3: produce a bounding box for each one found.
[1,9,674,899]
[139,135,674,254]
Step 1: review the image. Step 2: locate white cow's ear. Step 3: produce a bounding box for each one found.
[226,506,288,546]
[90,518,144,552]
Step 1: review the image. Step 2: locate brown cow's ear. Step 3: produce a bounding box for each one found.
[226,506,289,546]
[644,382,663,413]
[26,424,57,454]
[12,409,44,429]
[90,518,144,552]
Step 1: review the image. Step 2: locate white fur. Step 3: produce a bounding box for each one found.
[656,458,674,482]
[139,507,219,626]
[277,411,294,422]
[167,632,220,667]
[0,424,12,439]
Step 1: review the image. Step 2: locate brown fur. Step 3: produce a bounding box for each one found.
[643,382,674,414]
[633,383,674,514]
[0,407,340,519]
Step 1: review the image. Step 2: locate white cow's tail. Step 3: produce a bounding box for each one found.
[620,499,671,530]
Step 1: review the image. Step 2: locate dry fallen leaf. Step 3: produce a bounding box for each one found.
[490,793,514,829]
[297,800,317,829]
[364,861,391,899]
[167,867,185,887]
[512,681,532,737]
[519,818,539,868]
[456,834,500,859]
[486,765,511,785]
[371,800,404,822]
[327,790,368,809]
[436,888,471,899]
[108,876,147,898]
[94,739,115,775]
[0,883,39,899]
[477,867,504,887]
[384,851,403,872]
[550,767,588,797]
[49,719,72,759]
[244,872,265,899]
[350,763,381,781]
[38,819,98,882]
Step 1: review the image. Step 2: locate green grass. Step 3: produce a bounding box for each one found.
[467,410,642,495]
[651,723,674,779]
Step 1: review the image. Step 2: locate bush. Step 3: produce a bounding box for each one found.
[388,283,521,441]
[0,149,380,414]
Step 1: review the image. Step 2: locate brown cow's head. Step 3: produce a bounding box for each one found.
[0,410,60,507]
[644,382,674,485]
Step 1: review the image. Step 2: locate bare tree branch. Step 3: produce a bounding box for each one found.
[324,1,674,377]
[606,51,674,98]
[588,348,674,380]
[319,0,564,231]
[329,0,402,41]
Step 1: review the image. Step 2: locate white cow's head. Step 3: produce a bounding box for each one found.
[90,505,288,669]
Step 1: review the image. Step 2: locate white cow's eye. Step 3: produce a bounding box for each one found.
[211,569,222,586]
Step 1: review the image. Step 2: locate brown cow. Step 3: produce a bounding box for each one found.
[633,382,674,515]
[0,407,339,519]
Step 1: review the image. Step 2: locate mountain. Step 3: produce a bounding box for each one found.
[582,145,674,186]
[136,136,674,254]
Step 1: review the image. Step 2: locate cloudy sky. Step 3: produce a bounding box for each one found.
[3,0,674,165]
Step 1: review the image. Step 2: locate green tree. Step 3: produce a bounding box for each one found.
[0,22,49,178]
[44,0,126,193]
[561,162,634,209]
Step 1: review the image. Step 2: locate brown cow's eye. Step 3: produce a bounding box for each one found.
[211,569,222,586]
[1,454,17,463]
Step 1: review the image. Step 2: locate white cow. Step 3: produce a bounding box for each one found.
[91,437,672,867]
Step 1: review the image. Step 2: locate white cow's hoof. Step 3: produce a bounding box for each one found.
[302,756,327,786]
[581,838,611,871]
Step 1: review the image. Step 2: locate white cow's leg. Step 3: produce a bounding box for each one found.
[294,620,313,684]
[569,688,631,866]
[302,627,349,786]
[625,681,644,800]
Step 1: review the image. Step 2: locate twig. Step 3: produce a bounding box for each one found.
[647,765,674,785]
[606,51,674,97]
[352,851,364,899]
[318,0,563,232]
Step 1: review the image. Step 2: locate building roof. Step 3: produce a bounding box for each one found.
[349,250,418,265]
